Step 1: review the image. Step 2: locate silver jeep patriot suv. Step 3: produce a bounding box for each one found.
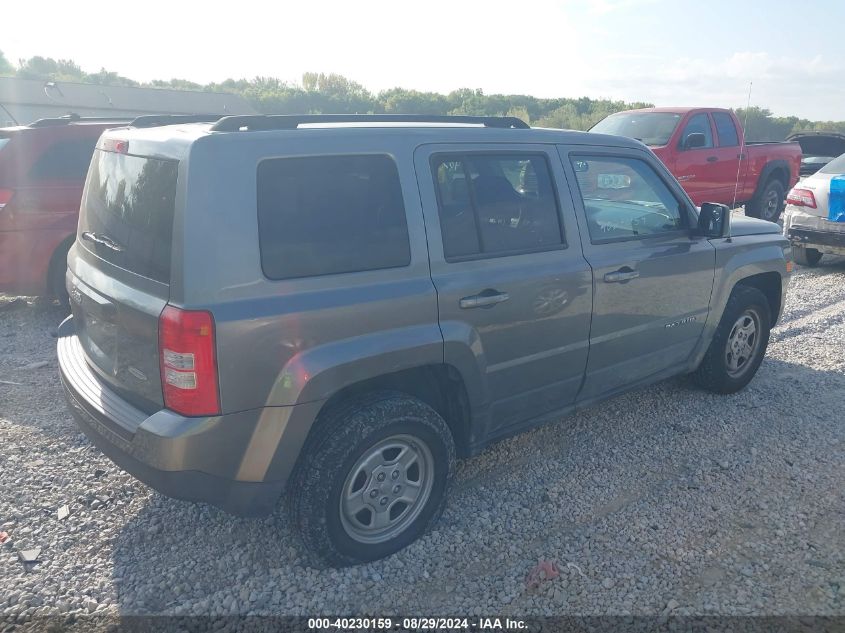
[58,114,791,566]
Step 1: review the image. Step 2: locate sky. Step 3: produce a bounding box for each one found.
[3,0,844,120]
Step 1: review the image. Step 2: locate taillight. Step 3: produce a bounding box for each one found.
[0,188,14,210]
[158,305,220,417]
[786,188,817,208]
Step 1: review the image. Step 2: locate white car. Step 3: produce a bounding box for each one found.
[783,152,845,266]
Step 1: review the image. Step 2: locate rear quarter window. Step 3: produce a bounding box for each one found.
[257,154,411,280]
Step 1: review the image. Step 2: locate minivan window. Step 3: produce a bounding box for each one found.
[713,112,739,147]
[432,153,563,259]
[257,155,411,280]
[570,155,684,242]
[78,149,178,283]
[29,139,98,182]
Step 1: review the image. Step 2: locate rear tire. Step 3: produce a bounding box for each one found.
[745,178,785,223]
[287,391,455,567]
[792,245,822,267]
[692,286,771,394]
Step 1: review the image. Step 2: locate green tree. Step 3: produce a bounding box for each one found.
[0,50,13,76]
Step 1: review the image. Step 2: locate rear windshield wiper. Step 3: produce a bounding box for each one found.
[81,231,124,253]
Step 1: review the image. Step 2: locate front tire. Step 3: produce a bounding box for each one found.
[792,246,823,267]
[745,179,785,223]
[287,391,455,566]
[692,286,771,394]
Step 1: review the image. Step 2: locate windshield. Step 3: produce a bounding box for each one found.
[590,112,682,146]
[820,152,845,175]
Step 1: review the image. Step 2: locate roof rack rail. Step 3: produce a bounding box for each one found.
[129,114,226,128]
[209,114,530,132]
[29,114,132,128]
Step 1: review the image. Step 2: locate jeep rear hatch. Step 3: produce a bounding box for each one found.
[70,143,178,413]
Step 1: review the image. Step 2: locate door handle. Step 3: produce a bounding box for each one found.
[459,290,510,309]
[604,268,639,283]
[706,156,719,163]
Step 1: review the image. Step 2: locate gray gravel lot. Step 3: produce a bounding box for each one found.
[1,260,843,622]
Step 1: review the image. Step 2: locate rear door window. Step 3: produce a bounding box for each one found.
[257,154,411,280]
[28,139,98,182]
[78,149,178,283]
[713,112,739,147]
[432,153,564,259]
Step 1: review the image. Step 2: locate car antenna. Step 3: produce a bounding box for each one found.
[731,81,753,210]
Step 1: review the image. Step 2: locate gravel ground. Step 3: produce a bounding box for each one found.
[1,259,843,624]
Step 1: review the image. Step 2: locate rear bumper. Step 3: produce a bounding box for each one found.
[57,315,313,517]
[783,208,845,255]
[787,228,845,254]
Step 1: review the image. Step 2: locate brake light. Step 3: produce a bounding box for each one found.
[786,188,817,208]
[100,138,129,154]
[0,188,13,210]
[158,305,220,417]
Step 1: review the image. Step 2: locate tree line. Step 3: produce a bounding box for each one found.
[2,52,843,140]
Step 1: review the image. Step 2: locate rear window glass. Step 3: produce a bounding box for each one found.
[820,153,845,175]
[257,155,411,280]
[79,149,178,283]
[28,139,98,182]
[432,153,563,259]
[0,138,9,152]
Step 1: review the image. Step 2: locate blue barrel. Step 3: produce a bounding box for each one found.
[830,175,845,222]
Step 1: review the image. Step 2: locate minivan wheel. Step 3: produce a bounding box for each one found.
[48,238,73,309]
[287,391,455,566]
[692,286,771,394]
[792,246,823,267]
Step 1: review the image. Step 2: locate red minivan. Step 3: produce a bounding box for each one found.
[0,116,130,303]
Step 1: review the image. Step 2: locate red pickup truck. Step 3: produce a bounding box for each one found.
[590,107,802,222]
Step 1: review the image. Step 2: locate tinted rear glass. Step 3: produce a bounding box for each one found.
[79,149,178,283]
[257,155,410,280]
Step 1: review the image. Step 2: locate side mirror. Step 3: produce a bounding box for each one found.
[697,202,731,238]
[683,132,706,150]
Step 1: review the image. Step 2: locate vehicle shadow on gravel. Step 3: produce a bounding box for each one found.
[109,355,844,616]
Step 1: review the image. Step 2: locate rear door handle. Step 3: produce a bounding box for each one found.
[604,268,639,283]
[459,290,510,309]
[706,156,719,163]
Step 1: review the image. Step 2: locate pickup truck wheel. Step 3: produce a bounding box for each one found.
[287,391,455,567]
[792,246,823,267]
[692,286,771,394]
[746,179,785,223]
